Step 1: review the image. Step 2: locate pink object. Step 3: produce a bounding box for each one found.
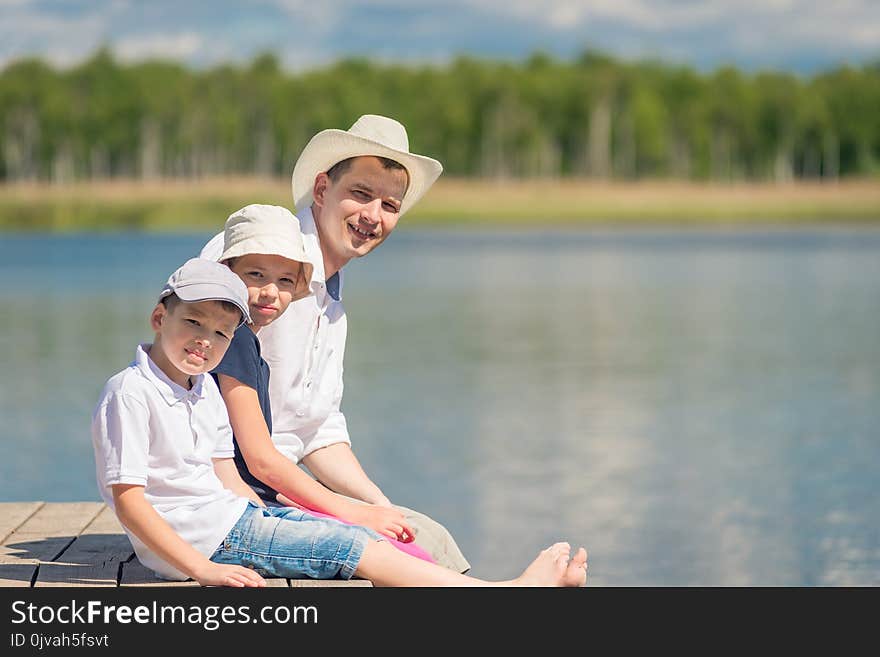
[302,508,436,563]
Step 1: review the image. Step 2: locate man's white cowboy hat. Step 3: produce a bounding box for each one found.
[291,114,443,217]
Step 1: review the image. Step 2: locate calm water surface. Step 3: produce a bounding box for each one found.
[1,226,878,585]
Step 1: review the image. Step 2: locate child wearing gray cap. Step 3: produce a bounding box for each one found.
[91,254,587,586]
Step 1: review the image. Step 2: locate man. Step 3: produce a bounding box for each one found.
[201,115,469,571]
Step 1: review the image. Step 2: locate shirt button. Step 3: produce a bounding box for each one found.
[295,409,305,417]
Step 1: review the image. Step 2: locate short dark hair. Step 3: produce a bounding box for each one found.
[159,293,180,311]
[325,156,408,183]
[160,292,243,324]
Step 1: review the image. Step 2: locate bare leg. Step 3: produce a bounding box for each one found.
[355,540,587,587]
[518,545,587,587]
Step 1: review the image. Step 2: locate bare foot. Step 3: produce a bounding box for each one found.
[563,547,588,587]
[514,542,573,587]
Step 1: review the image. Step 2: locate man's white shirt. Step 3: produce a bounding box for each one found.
[200,206,351,463]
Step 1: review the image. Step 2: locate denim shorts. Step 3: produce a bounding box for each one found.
[210,502,383,580]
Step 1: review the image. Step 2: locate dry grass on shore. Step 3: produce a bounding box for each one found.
[1,176,878,230]
[419,177,880,224]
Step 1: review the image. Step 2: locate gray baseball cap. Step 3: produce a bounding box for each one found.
[159,257,251,326]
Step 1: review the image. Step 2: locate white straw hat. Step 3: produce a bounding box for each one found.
[219,204,315,287]
[159,258,251,327]
[291,114,443,216]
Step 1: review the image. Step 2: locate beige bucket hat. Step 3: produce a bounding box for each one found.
[219,204,315,297]
[291,114,443,216]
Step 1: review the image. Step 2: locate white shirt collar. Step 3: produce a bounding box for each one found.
[299,205,344,302]
[134,343,205,406]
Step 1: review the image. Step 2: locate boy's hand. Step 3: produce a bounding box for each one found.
[274,494,413,542]
[275,493,307,510]
[350,504,416,543]
[192,562,267,588]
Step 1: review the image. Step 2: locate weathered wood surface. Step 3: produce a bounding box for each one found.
[0,502,371,587]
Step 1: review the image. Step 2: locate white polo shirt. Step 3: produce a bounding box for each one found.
[200,206,352,464]
[91,344,249,580]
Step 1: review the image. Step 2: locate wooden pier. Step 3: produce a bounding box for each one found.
[0,502,371,587]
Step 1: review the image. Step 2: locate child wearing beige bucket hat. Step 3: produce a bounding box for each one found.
[211,204,434,561]
[219,203,314,287]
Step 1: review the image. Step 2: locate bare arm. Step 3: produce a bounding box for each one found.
[111,484,265,587]
[212,458,265,506]
[301,442,392,507]
[217,374,411,540]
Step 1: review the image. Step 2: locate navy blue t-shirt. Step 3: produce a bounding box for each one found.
[211,325,279,504]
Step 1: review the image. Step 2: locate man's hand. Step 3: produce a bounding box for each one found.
[191,562,267,588]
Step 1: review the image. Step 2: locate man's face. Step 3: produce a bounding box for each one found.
[313,156,409,272]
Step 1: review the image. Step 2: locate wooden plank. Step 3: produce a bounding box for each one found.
[120,559,200,587]
[0,502,45,587]
[3,502,105,555]
[86,506,126,534]
[0,503,373,587]
[121,564,367,587]
[264,577,290,587]
[0,502,104,588]
[0,502,44,543]
[36,506,133,587]
[120,562,295,587]
[290,578,372,587]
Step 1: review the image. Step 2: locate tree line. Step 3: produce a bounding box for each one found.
[1,49,878,183]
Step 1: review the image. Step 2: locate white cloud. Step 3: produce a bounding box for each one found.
[457,0,879,44]
[722,1,880,56]
[465,0,727,31]
[114,32,204,62]
[849,23,880,48]
[0,7,108,67]
[262,0,339,31]
[0,0,877,71]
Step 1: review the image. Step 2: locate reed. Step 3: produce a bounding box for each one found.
[1,177,878,231]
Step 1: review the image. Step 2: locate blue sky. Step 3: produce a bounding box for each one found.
[1,0,878,73]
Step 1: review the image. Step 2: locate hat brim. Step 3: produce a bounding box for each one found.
[291,129,443,216]
[164,282,252,327]
[219,242,314,300]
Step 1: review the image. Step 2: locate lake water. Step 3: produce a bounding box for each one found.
[1,227,878,585]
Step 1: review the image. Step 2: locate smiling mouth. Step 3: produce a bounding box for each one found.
[186,348,207,361]
[348,223,377,240]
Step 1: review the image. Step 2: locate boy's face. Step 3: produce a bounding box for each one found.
[313,156,408,272]
[150,299,240,385]
[228,254,309,329]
